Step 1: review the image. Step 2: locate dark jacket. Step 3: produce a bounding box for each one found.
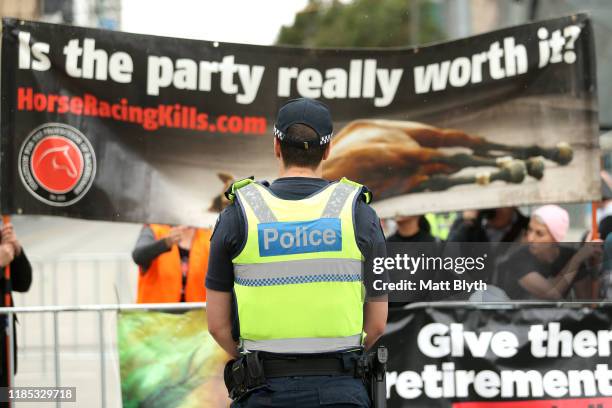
[448,210,529,242]
[0,250,32,382]
[448,210,529,243]
[444,210,529,292]
[2,250,32,298]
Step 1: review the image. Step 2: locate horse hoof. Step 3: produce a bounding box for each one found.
[476,171,491,186]
[554,142,573,165]
[526,157,545,179]
[495,156,513,167]
[505,160,526,183]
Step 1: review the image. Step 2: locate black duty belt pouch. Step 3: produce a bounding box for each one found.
[224,353,267,401]
[246,352,266,388]
[223,359,236,391]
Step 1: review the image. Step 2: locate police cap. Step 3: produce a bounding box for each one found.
[273,98,333,150]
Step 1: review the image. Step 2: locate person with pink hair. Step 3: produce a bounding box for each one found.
[499,205,600,300]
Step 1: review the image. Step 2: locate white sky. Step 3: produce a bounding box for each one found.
[121,0,310,45]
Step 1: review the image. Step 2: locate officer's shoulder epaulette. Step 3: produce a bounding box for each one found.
[359,185,373,204]
[225,176,255,202]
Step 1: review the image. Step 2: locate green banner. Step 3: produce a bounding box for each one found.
[118,309,230,408]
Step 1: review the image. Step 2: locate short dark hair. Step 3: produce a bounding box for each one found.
[279,124,327,168]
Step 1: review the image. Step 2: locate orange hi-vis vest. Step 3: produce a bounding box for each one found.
[137,224,211,303]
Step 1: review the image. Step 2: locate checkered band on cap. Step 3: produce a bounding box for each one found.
[319,133,333,145]
[273,126,333,147]
[273,126,285,141]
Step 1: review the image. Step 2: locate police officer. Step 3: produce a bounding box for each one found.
[206,98,388,407]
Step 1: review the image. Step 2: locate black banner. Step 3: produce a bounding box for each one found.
[0,15,599,225]
[383,305,612,407]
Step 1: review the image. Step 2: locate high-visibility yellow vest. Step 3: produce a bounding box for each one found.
[425,212,456,240]
[230,177,368,353]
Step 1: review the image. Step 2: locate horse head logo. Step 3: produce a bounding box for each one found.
[35,145,79,179]
[30,135,84,194]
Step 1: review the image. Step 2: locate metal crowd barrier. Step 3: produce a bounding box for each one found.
[16,254,135,355]
[2,302,206,408]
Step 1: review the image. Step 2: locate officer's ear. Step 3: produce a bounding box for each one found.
[273,137,282,160]
[322,143,331,161]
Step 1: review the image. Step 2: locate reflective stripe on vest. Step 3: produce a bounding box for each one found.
[234,258,362,286]
[242,334,363,354]
[232,178,365,353]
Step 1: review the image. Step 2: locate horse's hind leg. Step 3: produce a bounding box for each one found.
[407,128,572,166]
[430,153,540,179]
[473,141,573,166]
[457,153,545,180]
[411,160,527,193]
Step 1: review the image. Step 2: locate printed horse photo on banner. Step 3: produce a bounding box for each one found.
[323,119,574,200]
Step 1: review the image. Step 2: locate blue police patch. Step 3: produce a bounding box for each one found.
[258,218,342,257]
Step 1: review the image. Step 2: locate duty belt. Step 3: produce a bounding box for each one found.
[260,351,360,377]
[224,348,388,408]
[224,350,361,401]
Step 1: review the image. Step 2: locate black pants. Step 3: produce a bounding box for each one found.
[0,321,17,408]
[232,375,370,408]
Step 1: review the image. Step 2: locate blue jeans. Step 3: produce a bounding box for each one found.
[231,375,371,407]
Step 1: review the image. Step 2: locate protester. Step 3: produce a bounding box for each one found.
[387,215,442,304]
[425,212,456,241]
[132,224,211,303]
[443,207,529,291]
[583,171,612,241]
[598,215,612,242]
[603,234,612,299]
[499,205,600,300]
[387,215,436,243]
[0,223,32,397]
[447,207,529,243]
